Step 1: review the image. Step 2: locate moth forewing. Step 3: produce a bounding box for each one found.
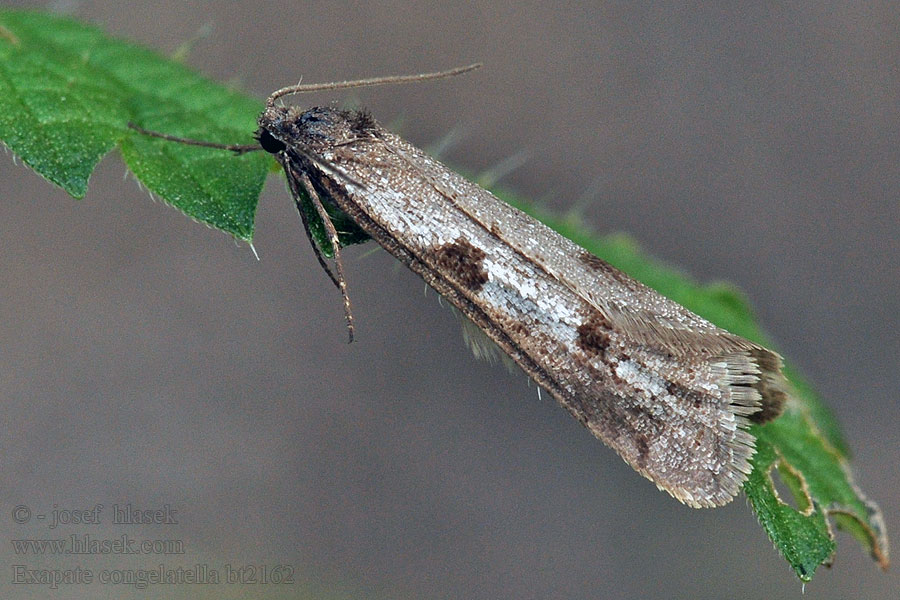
[257,104,787,508]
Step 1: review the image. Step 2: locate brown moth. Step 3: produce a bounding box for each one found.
[132,66,787,508]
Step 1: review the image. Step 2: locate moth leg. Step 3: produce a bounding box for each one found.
[285,165,341,289]
[297,171,356,343]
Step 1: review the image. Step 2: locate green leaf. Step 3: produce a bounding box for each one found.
[0,9,888,581]
[0,9,269,240]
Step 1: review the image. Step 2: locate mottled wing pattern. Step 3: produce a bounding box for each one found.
[261,106,787,507]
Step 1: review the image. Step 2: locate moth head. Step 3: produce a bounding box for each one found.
[257,105,380,155]
[255,104,302,154]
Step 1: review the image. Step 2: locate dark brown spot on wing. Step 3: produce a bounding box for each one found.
[667,382,704,409]
[578,250,642,292]
[431,239,489,292]
[508,320,530,338]
[596,399,658,471]
[578,251,610,271]
[634,435,651,468]
[576,313,614,355]
[747,348,788,423]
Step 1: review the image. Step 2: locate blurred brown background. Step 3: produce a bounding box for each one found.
[1,1,897,598]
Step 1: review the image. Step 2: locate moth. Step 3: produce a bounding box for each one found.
[131,65,787,508]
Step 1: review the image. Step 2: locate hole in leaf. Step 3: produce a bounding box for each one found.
[771,460,812,514]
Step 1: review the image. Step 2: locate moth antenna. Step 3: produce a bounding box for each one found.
[298,172,356,343]
[266,63,482,107]
[127,123,261,154]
